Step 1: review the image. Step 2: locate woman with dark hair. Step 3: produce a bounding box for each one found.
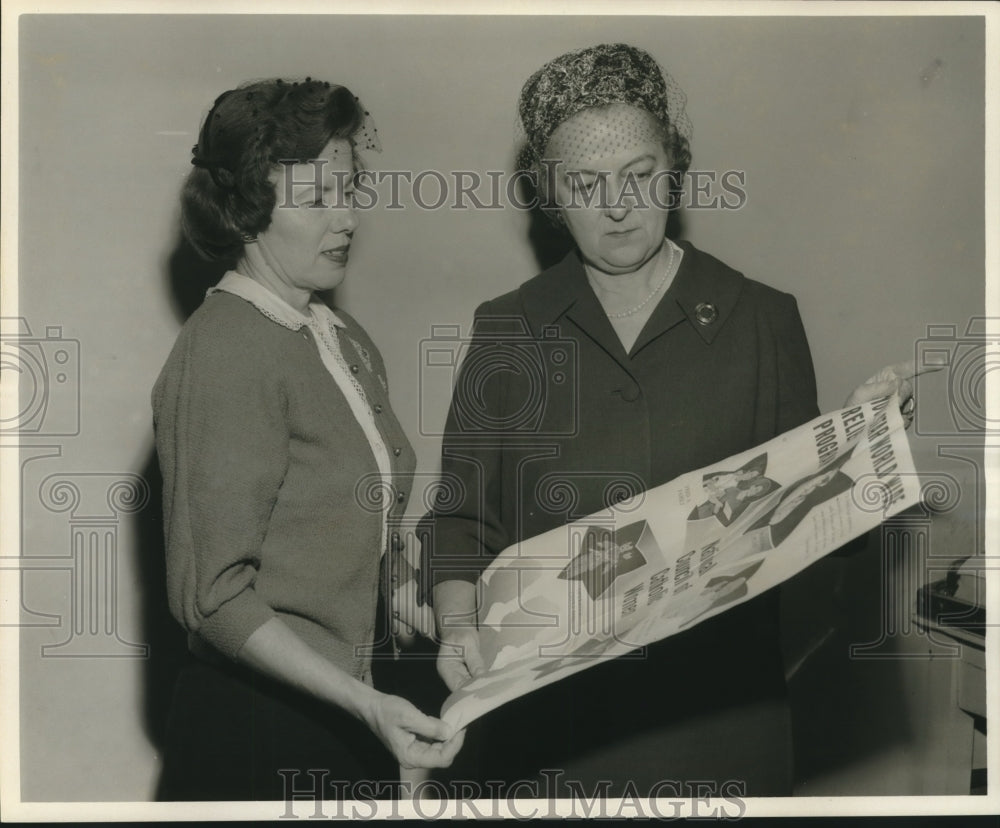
[153,78,462,801]
[424,44,921,796]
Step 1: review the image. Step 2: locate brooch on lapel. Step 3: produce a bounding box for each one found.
[694,302,718,326]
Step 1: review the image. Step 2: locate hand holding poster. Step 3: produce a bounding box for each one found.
[440,395,921,730]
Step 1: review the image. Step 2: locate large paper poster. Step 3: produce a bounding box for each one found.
[441,396,920,729]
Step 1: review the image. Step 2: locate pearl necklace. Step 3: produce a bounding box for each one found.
[595,242,678,320]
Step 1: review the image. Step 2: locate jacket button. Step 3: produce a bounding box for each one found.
[391,531,403,551]
[393,447,402,457]
[350,364,360,374]
[374,404,383,414]
[396,490,406,504]
[621,385,641,402]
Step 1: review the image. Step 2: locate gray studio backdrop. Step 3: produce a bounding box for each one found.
[14,14,985,800]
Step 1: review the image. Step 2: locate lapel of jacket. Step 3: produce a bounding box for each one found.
[630,239,744,357]
[517,240,745,369]
[519,249,634,374]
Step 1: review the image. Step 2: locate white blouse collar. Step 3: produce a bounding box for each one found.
[208,271,346,331]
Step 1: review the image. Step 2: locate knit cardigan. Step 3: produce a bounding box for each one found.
[152,291,416,683]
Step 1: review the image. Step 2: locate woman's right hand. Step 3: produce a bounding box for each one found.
[362,691,466,769]
[842,359,941,428]
[236,618,465,769]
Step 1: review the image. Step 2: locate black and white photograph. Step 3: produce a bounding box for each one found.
[1,1,996,821]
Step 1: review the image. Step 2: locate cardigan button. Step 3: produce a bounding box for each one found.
[393,447,402,457]
[391,531,403,551]
[374,404,383,414]
[396,490,406,504]
[350,364,360,374]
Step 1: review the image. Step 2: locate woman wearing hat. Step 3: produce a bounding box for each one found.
[423,44,920,796]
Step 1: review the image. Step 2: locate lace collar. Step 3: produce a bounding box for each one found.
[207,271,346,331]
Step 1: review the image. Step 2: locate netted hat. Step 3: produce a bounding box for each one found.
[517,43,693,169]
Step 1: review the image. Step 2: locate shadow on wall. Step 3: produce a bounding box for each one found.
[165,231,230,323]
[134,231,229,767]
[133,449,187,755]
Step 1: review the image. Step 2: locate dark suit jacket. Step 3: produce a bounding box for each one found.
[425,239,818,584]
[421,240,819,793]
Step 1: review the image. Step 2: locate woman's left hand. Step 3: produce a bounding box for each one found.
[843,359,940,429]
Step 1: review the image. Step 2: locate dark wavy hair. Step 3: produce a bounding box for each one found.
[182,78,365,261]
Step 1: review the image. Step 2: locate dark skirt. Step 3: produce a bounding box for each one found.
[157,604,400,803]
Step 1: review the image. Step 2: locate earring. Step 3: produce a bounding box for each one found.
[240,233,258,244]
